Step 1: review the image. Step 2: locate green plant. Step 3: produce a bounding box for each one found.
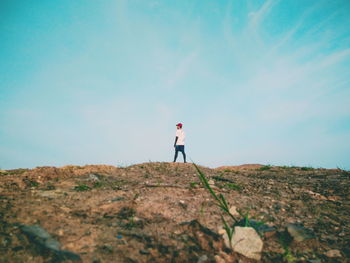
[193,163,239,242]
[29,180,39,187]
[259,165,272,171]
[300,166,313,171]
[277,230,296,263]
[74,184,91,191]
[224,183,241,191]
[189,182,199,188]
[93,181,103,188]
[282,244,296,263]
[45,185,56,190]
[143,172,151,178]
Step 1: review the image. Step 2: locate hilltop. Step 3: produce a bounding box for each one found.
[0,162,349,262]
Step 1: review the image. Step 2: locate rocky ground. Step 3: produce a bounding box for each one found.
[0,162,349,263]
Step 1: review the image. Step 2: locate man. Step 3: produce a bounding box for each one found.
[173,123,186,163]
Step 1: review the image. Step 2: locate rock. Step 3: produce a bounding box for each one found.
[57,229,64,236]
[324,249,342,258]
[37,191,61,198]
[111,196,125,202]
[327,196,339,201]
[263,228,277,238]
[229,206,240,217]
[89,174,99,181]
[286,225,314,242]
[197,254,208,263]
[214,255,226,263]
[214,253,233,263]
[20,224,81,262]
[217,228,230,248]
[20,224,61,251]
[139,249,150,255]
[231,226,263,260]
[236,219,276,236]
[179,200,188,209]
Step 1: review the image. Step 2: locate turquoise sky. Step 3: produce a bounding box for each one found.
[1,0,350,169]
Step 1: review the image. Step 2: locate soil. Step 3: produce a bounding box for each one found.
[0,162,349,262]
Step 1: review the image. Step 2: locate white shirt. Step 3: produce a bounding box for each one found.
[175,129,185,145]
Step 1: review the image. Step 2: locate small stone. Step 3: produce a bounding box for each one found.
[197,254,208,263]
[133,216,141,222]
[20,224,81,261]
[89,174,99,181]
[325,249,342,258]
[208,179,215,185]
[286,225,314,242]
[214,255,226,263]
[264,229,277,238]
[111,196,125,202]
[179,200,187,209]
[58,229,64,236]
[229,206,239,216]
[20,224,61,251]
[139,249,150,255]
[231,226,263,260]
[327,196,338,201]
[217,228,230,248]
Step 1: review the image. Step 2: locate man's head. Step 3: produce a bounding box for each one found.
[176,123,183,129]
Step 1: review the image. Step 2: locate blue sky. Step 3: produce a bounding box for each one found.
[1,0,350,169]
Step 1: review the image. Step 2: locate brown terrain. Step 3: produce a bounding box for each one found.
[0,162,349,263]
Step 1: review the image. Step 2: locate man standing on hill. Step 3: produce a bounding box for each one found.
[173,123,186,163]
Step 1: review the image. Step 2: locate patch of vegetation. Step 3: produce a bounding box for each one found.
[143,172,151,178]
[117,207,136,219]
[283,248,297,263]
[3,168,29,175]
[74,184,91,191]
[212,175,236,183]
[300,166,314,171]
[93,181,103,188]
[45,185,56,190]
[189,182,198,188]
[277,229,297,263]
[23,179,39,187]
[224,183,241,191]
[110,179,131,190]
[223,169,232,173]
[259,165,272,171]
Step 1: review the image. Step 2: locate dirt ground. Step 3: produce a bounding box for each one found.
[0,162,349,262]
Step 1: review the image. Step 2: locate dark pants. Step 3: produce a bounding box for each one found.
[174,145,186,163]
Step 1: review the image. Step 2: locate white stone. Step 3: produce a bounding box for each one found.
[214,255,226,263]
[231,226,263,260]
[325,249,341,258]
[217,228,230,248]
[197,255,208,263]
[89,173,99,181]
[229,206,240,216]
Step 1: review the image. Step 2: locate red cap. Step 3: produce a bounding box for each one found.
[176,123,183,128]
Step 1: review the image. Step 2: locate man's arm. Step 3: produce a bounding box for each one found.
[174,137,178,147]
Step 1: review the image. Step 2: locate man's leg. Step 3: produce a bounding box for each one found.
[173,148,179,162]
[182,151,186,163]
[180,147,186,163]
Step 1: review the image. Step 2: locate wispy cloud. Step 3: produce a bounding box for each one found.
[247,0,277,33]
[164,50,199,90]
